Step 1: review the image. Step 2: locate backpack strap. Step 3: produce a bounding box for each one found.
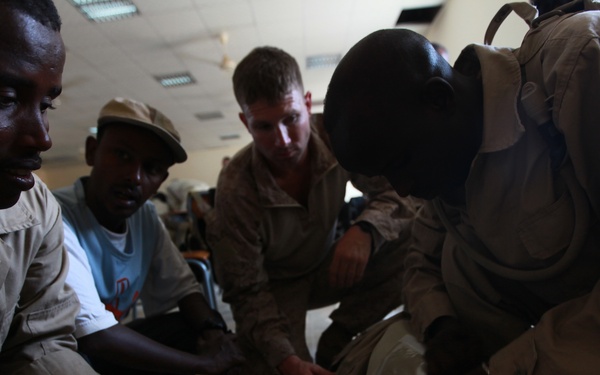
[484,2,537,45]
[433,0,593,281]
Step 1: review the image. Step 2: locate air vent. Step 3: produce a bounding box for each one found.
[396,5,442,24]
[195,111,224,121]
[219,134,240,141]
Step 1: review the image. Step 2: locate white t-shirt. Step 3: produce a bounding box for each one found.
[64,224,119,338]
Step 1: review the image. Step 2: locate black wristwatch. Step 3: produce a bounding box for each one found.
[200,308,228,332]
[353,221,375,254]
[354,220,374,235]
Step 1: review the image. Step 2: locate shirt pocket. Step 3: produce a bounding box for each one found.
[517,190,574,260]
[26,297,77,340]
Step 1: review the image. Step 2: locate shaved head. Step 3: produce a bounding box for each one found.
[324,29,446,174]
[324,28,482,199]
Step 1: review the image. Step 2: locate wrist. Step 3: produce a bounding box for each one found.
[354,220,374,236]
[353,221,375,253]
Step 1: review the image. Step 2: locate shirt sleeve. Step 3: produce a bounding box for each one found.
[63,223,118,338]
[350,174,422,248]
[206,180,296,368]
[402,200,457,340]
[139,214,202,317]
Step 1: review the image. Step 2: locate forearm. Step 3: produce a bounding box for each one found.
[78,324,212,374]
[227,289,296,367]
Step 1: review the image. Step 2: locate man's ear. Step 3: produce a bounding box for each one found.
[423,77,455,113]
[239,112,249,131]
[84,136,98,167]
[304,91,312,114]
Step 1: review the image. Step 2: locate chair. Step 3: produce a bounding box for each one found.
[182,189,218,310]
[183,250,217,310]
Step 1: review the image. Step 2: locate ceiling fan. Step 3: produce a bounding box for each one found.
[218,32,236,71]
[172,31,236,72]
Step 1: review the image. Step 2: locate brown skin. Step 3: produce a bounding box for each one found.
[324,29,486,374]
[0,7,64,209]
[80,124,244,374]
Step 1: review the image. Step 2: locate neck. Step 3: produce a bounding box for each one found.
[270,149,312,207]
[82,179,127,233]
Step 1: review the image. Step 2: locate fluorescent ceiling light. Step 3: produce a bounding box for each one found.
[154,72,196,88]
[68,0,139,23]
[306,54,342,69]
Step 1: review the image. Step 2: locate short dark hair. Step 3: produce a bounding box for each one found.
[232,46,304,106]
[0,0,61,31]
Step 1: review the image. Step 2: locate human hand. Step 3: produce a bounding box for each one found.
[424,317,485,375]
[329,224,371,288]
[196,331,246,374]
[277,355,335,375]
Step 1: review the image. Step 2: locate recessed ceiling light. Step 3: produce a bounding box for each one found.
[68,0,139,23]
[154,72,196,88]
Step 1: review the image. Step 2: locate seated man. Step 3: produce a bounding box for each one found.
[53,97,243,375]
[323,1,600,374]
[206,46,420,375]
[0,0,97,373]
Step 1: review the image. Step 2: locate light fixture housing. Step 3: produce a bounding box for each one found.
[68,0,139,23]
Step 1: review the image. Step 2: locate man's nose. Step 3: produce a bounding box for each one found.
[125,163,143,184]
[274,124,291,146]
[19,110,52,152]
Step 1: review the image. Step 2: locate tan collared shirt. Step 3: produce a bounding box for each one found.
[0,175,97,374]
[404,7,600,375]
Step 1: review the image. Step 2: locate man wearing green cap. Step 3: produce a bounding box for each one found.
[53,97,244,375]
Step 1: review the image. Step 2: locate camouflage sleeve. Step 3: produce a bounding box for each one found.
[206,164,296,368]
[351,173,422,245]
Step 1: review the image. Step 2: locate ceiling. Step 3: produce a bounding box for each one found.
[46,0,443,165]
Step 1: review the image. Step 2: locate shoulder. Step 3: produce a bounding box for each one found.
[52,182,77,206]
[216,144,258,203]
[549,10,600,39]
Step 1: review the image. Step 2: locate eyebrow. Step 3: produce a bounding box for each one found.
[0,72,34,87]
[0,72,62,97]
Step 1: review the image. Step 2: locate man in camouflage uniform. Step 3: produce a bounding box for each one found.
[206,46,419,375]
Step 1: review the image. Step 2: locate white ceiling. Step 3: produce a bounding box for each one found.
[46,0,443,165]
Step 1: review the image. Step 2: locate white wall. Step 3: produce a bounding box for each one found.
[424,0,532,64]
